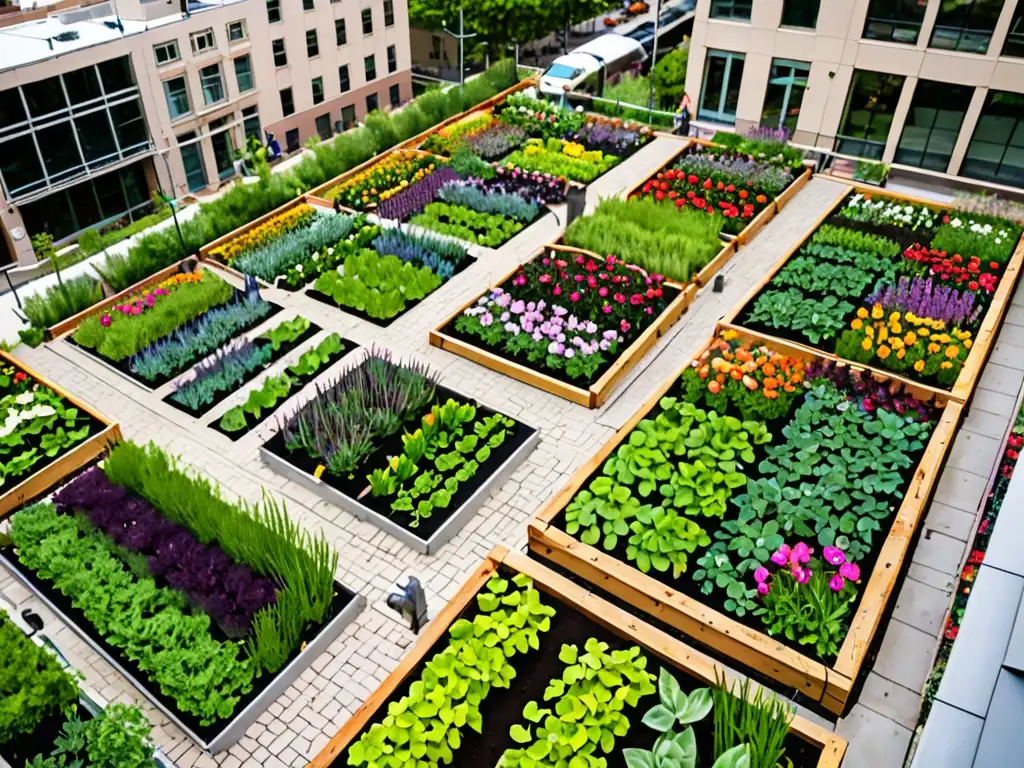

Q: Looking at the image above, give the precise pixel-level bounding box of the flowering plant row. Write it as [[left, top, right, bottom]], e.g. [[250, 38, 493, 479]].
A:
[[421, 110, 496, 155], [208, 205, 315, 265], [324, 152, 442, 211], [503, 137, 619, 184], [557, 331, 936, 661]]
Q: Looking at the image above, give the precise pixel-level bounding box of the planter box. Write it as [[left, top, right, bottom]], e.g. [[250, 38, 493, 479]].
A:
[[46, 257, 198, 340], [430, 243, 696, 408], [721, 183, 1024, 405], [527, 328, 961, 716], [0, 350, 120, 520], [260, 378, 539, 554], [305, 149, 447, 212], [308, 546, 847, 768], [0, 543, 365, 754]]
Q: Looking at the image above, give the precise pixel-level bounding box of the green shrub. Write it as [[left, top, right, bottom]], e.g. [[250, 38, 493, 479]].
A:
[[22, 275, 103, 330], [652, 44, 688, 109]]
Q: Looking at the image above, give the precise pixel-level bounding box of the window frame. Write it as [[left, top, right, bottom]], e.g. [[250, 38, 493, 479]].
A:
[[384, 0, 394, 26], [189, 28, 216, 56], [273, 38, 288, 67], [780, 0, 819, 28], [154, 40, 180, 66], [366, 92, 378, 113], [389, 83, 400, 107], [835, 69, 907, 160], [760, 57, 809, 131], [336, 18, 347, 45], [364, 54, 376, 82], [312, 76, 325, 105], [162, 76, 191, 120], [303, 0, 314, 9], [315, 112, 332, 140], [894, 79, 974, 172], [862, 0, 929, 44], [697, 49, 745, 124], [226, 20, 248, 43], [709, 0, 751, 21], [199, 63, 226, 106], [339, 64, 351, 92], [1004, 4, 1024, 57], [307, 29, 320, 58], [267, 0, 282, 24], [234, 54, 255, 94], [280, 87, 295, 117], [961, 89, 1024, 186], [387, 44, 397, 73], [929, 0, 1005, 54], [362, 7, 373, 34]]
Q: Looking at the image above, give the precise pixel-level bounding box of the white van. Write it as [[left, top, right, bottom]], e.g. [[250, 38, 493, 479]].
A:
[[539, 34, 648, 97]]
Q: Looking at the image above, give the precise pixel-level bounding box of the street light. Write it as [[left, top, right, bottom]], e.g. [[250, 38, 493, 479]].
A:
[[647, 0, 663, 118], [442, 9, 478, 89]]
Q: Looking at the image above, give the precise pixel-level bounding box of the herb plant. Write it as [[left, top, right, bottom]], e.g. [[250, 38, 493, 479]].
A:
[[315, 251, 442, 320], [27, 703, 156, 768], [710, 672, 792, 768]]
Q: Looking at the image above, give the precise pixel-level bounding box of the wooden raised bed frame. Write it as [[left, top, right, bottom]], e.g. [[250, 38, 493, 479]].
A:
[[0, 350, 121, 519], [429, 243, 696, 408], [309, 546, 848, 768], [719, 181, 1024, 406], [528, 327, 961, 716]]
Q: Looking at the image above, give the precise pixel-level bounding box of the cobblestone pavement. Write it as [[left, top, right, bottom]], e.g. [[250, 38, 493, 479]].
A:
[[2, 142, 1019, 768]]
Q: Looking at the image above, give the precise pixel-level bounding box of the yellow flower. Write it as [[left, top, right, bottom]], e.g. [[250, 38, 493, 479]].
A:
[[889, 312, 900, 325], [890, 338, 904, 350], [851, 319, 864, 330], [722, 329, 738, 341], [927, 343, 941, 354], [904, 332, 917, 345], [940, 361, 953, 370], [891, 322, 902, 335], [945, 345, 960, 358], [896, 348, 906, 359], [871, 304, 884, 319], [914, 360, 926, 372], [878, 326, 888, 342], [865, 325, 874, 338], [861, 338, 873, 351], [857, 307, 869, 319], [878, 345, 891, 359], [964, 339, 973, 349], [935, 333, 951, 344], [919, 328, 930, 337]]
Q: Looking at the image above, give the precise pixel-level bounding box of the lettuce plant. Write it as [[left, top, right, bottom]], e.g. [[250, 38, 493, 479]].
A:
[[347, 574, 555, 767], [315, 251, 442, 320], [411, 202, 524, 248], [747, 289, 853, 345]]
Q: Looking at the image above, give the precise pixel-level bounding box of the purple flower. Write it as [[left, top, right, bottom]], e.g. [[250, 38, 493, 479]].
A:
[[757, 582, 770, 596], [480, 312, 494, 327], [839, 562, 861, 581], [822, 546, 846, 566], [754, 566, 770, 583], [829, 574, 846, 592], [793, 567, 812, 585], [770, 544, 790, 566]]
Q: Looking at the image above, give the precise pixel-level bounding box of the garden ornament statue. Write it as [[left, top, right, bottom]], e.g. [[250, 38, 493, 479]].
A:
[[387, 576, 428, 633]]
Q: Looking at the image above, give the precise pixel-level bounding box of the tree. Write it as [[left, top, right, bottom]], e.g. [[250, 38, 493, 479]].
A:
[[652, 43, 688, 110]]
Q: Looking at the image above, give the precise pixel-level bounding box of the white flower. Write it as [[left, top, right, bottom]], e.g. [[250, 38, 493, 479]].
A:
[[14, 392, 34, 405], [295, 264, 303, 273], [575, 105, 583, 113], [328, 247, 334, 256]]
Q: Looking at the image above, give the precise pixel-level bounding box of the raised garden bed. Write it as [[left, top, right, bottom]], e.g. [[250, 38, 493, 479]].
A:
[[723, 184, 1024, 403], [528, 328, 960, 715], [0, 351, 120, 519], [65, 267, 282, 390], [260, 348, 538, 554], [308, 547, 847, 768], [627, 139, 812, 246], [164, 315, 321, 419], [430, 244, 694, 408], [210, 332, 357, 440], [306, 149, 446, 212], [0, 441, 364, 753]]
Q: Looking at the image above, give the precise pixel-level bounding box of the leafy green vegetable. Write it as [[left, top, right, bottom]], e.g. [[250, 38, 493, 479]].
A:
[[747, 289, 853, 344]]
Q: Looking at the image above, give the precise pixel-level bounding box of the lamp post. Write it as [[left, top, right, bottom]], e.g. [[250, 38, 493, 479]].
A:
[[646, 0, 663, 118], [157, 151, 189, 261], [443, 9, 477, 89]]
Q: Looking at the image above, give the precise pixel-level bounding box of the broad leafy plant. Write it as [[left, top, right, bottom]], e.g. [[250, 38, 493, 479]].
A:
[[747, 289, 853, 345], [27, 703, 156, 768]]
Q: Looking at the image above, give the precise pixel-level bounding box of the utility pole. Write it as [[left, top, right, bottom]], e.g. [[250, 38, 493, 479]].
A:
[[443, 9, 477, 89], [157, 151, 189, 260], [647, 0, 663, 118]]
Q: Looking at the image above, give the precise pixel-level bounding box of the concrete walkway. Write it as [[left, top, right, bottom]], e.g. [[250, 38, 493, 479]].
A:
[[0, 143, 1013, 768]]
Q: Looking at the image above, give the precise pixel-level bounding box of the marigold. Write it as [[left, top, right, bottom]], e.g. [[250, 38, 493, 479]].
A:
[[877, 345, 891, 359], [871, 304, 884, 320], [861, 338, 873, 351], [928, 343, 941, 354], [964, 339, 973, 349], [904, 332, 917, 345], [857, 307, 869, 319], [891, 322, 902, 335], [941, 361, 953, 370], [851, 319, 864, 330], [878, 326, 889, 342], [919, 328, 930, 337], [896, 348, 906, 359], [890, 337, 904, 350], [889, 312, 900, 325], [945, 345, 960, 358], [914, 360, 926, 372]]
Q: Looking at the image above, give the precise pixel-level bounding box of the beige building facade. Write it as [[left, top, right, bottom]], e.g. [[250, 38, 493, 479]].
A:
[[0, 0, 411, 263], [686, 0, 1024, 189]]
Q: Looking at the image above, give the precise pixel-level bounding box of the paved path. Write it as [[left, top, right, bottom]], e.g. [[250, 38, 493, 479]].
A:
[[1, 143, 1016, 768]]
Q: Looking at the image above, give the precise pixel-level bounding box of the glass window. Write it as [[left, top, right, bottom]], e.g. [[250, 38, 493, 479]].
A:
[[389, 83, 400, 107], [895, 80, 974, 171], [781, 0, 818, 28], [74, 110, 117, 169], [25, 77, 65, 118], [709, 0, 751, 21], [315, 113, 332, 140], [339, 64, 351, 92], [110, 100, 147, 149], [930, 0, 1005, 53], [962, 90, 1024, 187], [431, 35, 442, 59], [362, 7, 373, 33], [365, 54, 376, 81], [234, 55, 255, 93], [200, 64, 225, 105], [0, 135, 44, 195], [154, 41, 180, 65], [273, 39, 287, 67], [384, 0, 394, 26], [209, 116, 235, 179], [336, 18, 347, 45], [1005, 5, 1024, 56], [98, 57, 134, 93], [62, 68, 102, 107], [312, 76, 324, 104], [303, 0, 314, 9], [286, 128, 300, 151], [190, 28, 216, 55], [863, 0, 928, 44], [698, 50, 744, 124], [227, 21, 247, 42], [178, 132, 208, 191], [267, 0, 281, 23], [37, 122, 80, 180], [307, 29, 319, 57], [367, 92, 378, 112], [760, 58, 809, 131], [387, 45, 397, 73], [280, 87, 294, 117], [341, 104, 356, 129], [163, 76, 191, 119], [242, 105, 261, 141], [836, 70, 906, 159]]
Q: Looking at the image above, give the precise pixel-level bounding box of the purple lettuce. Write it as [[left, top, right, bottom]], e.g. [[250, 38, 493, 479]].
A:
[[806, 360, 936, 422], [868, 276, 980, 327], [54, 467, 277, 634], [377, 167, 461, 222]]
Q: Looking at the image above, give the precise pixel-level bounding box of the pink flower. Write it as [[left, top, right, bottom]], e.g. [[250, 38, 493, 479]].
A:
[[793, 567, 811, 585], [754, 567, 770, 584], [829, 574, 846, 592], [513, 274, 527, 286], [839, 562, 861, 581], [510, 300, 525, 314], [757, 582, 770, 596], [770, 544, 791, 566], [602, 305, 612, 314], [613, 292, 626, 304], [822, 546, 846, 566], [569, 291, 581, 302], [619, 320, 631, 333], [789, 542, 812, 566], [99, 314, 112, 327], [598, 287, 609, 297], [129, 304, 142, 316], [539, 274, 552, 284], [553, 285, 562, 296]]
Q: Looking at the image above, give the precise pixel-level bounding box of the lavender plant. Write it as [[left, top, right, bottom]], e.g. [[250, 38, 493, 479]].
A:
[[281, 347, 438, 475], [868, 276, 981, 327], [232, 213, 357, 282], [436, 181, 540, 222], [130, 294, 274, 382], [170, 340, 274, 412], [566, 121, 646, 156], [376, 167, 461, 221], [372, 228, 468, 280], [464, 123, 527, 160]]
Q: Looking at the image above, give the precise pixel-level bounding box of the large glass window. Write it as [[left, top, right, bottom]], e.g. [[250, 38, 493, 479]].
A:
[[315, 113, 332, 140], [1002, 4, 1024, 56], [895, 80, 973, 171], [709, 0, 751, 20], [387, 45, 397, 73], [339, 65, 351, 92], [761, 59, 808, 131], [303, 0, 314, 9], [836, 70, 905, 159], [286, 128, 300, 151], [781, 0, 818, 27], [390, 84, 400, 107], [312, 77, 324, 105], [962, 90, 1024, 187], [863, 0, 927, 44], [336, 18, 347, 45], [163, 76, 191, 119], [227, 21, 247, 42], [365, 54, 376, 82], [307, 29, 319, 57], [0, 55, 150, 200], [698, 50, 744, 124], [199, 64, 225, 106], [930, 0, 1005, 53], [267, 0, 281, 23], [234, 56, 255, 93], [190, 28, 215, 55], [273, 39, 287, 67], [209, 116, 235, 180], [366, 93, 378, 112], [280, 87, 294, 117], [362, 7, 373, 33], [341, 104, 356, 129]]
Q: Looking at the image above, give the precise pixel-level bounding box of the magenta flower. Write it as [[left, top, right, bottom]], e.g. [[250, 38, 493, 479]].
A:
[[619, 320, 631, 333], [129, 304, 142, 316], [513, 274, 527, 286], [99, 314, 112, 327], [793, 567, 812, 585], [569, 291, 581, 302], [822, 546, 846, 566], [839, 562, 861, 581], [789, 542, 812, 566], [829, 574, 846, 592], [770, 544, 791, 566], [754, 566, 770, 584], [602, 305, 612, 314], [757, 582, 770, 596]]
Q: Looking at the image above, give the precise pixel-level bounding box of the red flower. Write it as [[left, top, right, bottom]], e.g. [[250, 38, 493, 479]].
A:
[[655, 191, 665, 201], [675, 199, 685, 208], [693, 198, 707, 209], [538, 273, 552, 284], [613, 292, 626, 303], [738, 189, 748, 199], [569, 291, 581, 302], [13, 372, 26, 382], [629, 294, 643, 305], [686, 190, 696, 199], [968, 280, 979, 291], [687, 174, 698, 184], [702, 178, 713, 190]]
